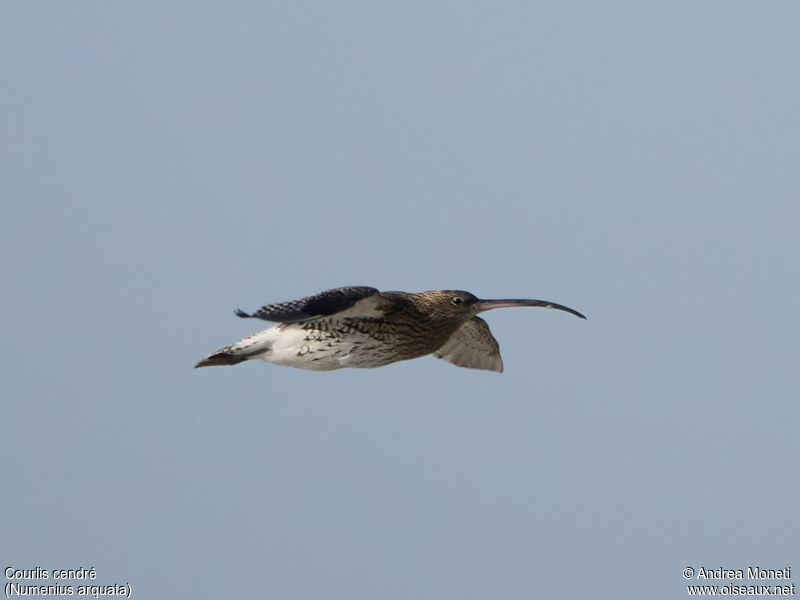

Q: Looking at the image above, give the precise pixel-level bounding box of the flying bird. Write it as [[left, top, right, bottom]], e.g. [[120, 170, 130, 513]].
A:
[[194, 286, 586, 373]]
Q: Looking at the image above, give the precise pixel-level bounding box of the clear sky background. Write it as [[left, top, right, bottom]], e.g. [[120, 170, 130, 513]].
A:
[[2, 2, 798, 599]]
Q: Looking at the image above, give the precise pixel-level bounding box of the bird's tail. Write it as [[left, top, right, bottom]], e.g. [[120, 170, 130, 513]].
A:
[[194, 327, 278, 368], [194, 351, 249, 368]]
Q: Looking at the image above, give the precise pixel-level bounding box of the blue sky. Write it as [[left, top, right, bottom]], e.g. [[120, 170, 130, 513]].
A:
[[2, 3, 798, 598]]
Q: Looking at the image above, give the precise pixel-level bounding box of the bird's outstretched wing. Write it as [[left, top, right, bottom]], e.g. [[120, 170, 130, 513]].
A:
[[434, 317, 503, 373], [235, 286, 381, 323]]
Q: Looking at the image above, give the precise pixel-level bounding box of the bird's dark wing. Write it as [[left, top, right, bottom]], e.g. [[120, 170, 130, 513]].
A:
[[235, 286, 380, 323], [434, 317, 503, 373]]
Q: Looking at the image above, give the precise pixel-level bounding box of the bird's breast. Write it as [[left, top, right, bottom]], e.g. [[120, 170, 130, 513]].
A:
[[264, 316, 457, 370]]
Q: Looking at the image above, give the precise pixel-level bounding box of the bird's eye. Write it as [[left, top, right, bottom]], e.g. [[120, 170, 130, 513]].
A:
[[451, 296, 464, 305]]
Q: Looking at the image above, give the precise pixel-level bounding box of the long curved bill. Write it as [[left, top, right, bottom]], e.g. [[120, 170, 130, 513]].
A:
[[477, 298, 586, 319]]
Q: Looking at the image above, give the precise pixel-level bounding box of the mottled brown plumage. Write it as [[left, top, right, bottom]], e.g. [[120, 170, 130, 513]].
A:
[[195, 286, 585, 372]]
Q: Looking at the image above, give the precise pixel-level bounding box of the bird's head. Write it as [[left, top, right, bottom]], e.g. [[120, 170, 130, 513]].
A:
[[414, 290, 587, 322], [413, 290, 482, 320]]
